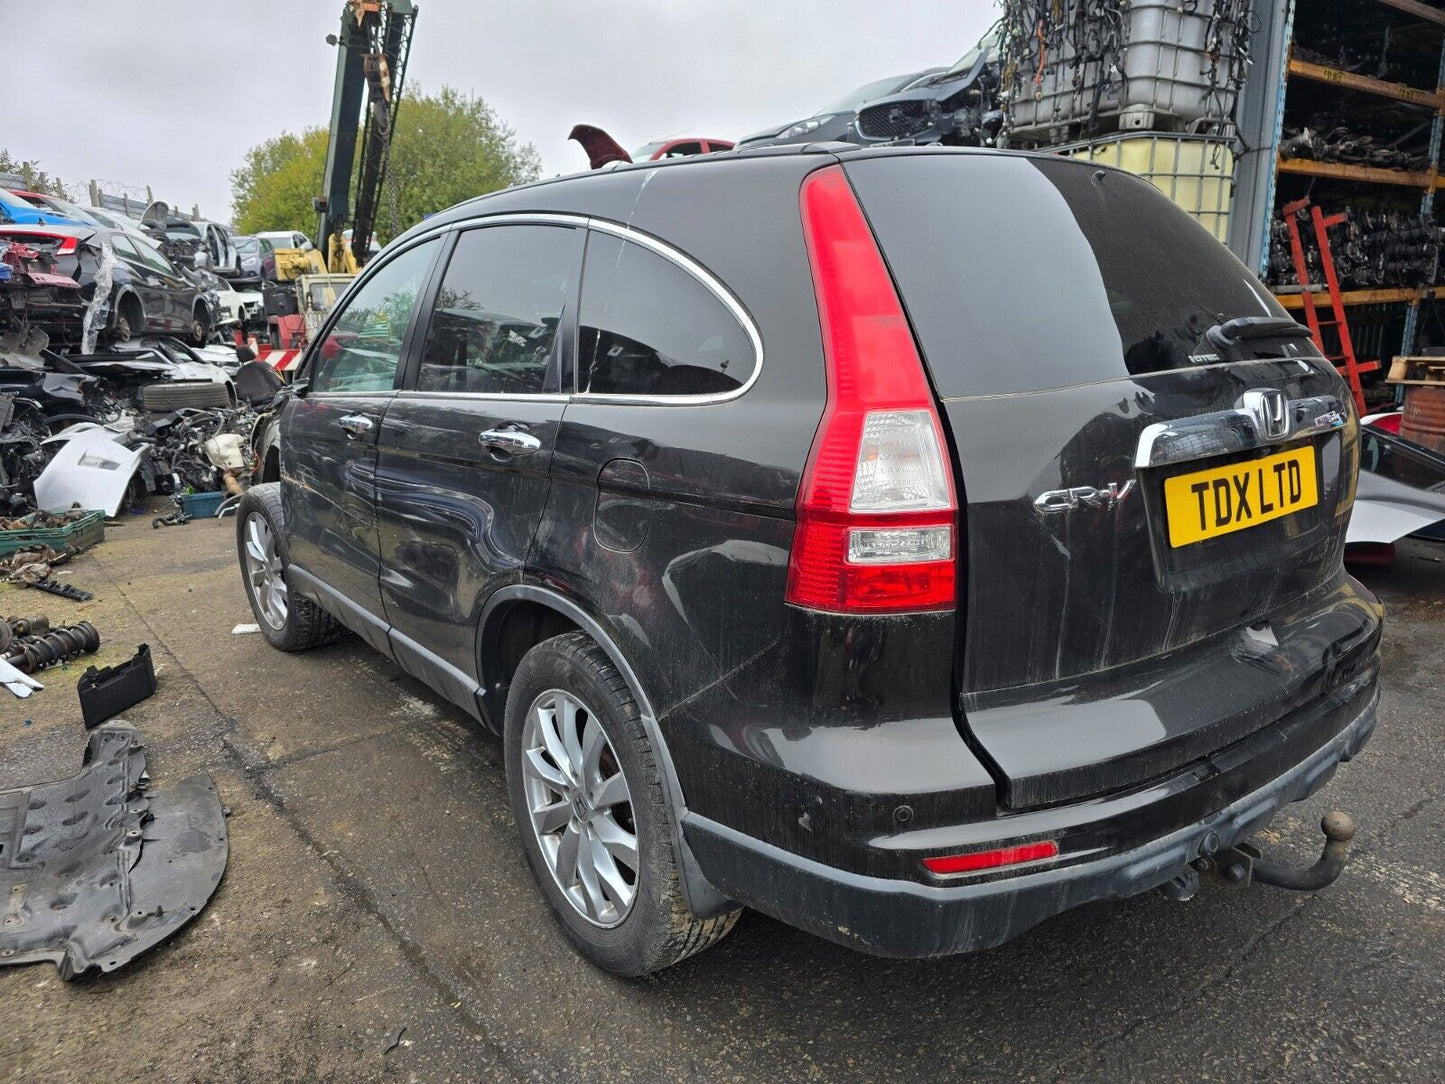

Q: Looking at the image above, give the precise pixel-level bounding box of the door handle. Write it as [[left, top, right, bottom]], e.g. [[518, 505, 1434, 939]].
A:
[[337, 414, 374, 437], [479, 427, 542, 456]]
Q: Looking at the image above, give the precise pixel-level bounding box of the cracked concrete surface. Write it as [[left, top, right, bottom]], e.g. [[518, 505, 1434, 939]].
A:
[[0, 519, 1441, 1083]]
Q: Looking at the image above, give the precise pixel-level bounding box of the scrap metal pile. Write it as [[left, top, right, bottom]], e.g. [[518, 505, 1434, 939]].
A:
[[1268, 207, 1444, 289], [1, 332, 260, 524]]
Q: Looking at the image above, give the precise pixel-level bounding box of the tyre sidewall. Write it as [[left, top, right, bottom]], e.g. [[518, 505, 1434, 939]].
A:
[[504, 636, 675, 976]]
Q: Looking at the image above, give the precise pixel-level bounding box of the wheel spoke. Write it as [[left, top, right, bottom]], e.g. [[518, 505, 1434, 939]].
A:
[[535, 705, 574, 785], [524, 746, 568, 792], [580, 717, 606, 788], [555, 822, 580, 887], [589, 833, 634, 910], [594, 814, 638, 871], [575, 829, 609, 920], [561, 696, 584, 776], [245, 537, 267, 564], [591, 771, 629, 810], [531, 798, 570, 835]]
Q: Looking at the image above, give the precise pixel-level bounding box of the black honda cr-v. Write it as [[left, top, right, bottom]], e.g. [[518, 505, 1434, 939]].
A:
[[237, 144, 1382, 975]]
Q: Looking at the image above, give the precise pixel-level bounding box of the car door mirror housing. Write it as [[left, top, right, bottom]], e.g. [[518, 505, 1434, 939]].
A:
[[193, 251, 212, 271]]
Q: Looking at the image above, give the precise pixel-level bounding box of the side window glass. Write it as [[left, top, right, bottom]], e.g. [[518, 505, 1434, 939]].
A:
[[416, 224, 580, 395], [310, 239, 436, 394], [110, 235, 139, 262], [578, 232, 754, 397]]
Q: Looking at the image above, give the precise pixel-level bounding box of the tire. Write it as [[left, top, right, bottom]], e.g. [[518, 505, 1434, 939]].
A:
[[112, 311, 133, 343], [504, 632, 739, 976], [235, 483, 340, 652]]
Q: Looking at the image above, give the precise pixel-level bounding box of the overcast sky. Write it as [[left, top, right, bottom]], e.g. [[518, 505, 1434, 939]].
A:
[[7, 0, 997, 225]]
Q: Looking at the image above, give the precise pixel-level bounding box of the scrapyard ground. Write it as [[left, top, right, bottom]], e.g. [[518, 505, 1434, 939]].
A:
[[1, 518, 1442, 1084]]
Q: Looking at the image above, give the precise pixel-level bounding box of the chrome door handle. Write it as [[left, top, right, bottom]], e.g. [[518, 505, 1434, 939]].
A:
[[337, 414, 374, 437], [479, 427, 542, 456]]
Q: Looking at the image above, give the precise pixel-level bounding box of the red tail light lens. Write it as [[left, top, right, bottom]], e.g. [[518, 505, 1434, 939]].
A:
[[922, 841, 1059, 876], [786, 165, 957, 614]]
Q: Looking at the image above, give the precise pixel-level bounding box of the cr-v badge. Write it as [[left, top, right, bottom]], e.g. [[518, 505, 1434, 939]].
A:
[[1034, 481, 1137, 513]]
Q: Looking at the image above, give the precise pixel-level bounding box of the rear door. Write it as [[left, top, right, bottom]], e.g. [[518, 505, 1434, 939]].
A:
[[846, 153, 1363, 809], [110, 235, 169, 329], [280, 237, 439, 646], [375, 221, 583, 680]]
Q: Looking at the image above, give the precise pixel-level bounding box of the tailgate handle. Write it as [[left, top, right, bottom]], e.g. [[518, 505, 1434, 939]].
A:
[[1135, 393, 1347, 469]]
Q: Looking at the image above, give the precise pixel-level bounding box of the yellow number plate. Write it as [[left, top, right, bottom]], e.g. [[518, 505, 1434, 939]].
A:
[[1162, 445, 1318, 548]]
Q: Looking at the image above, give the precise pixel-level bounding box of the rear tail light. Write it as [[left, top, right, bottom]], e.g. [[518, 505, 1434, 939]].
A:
[[921, 841, 1059, 876], [0, 232, 76, 256], [786, 165, 957, 614]]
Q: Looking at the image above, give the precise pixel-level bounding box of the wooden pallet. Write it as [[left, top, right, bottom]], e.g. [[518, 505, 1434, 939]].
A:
[[1387, 356, 1445, 385]]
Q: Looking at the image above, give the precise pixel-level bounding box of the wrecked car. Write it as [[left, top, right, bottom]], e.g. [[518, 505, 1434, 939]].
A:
[[0, 223, 209, 344], [236, 144, 1381, 977], [848, 28, 1003, 147], [736, 68, 946, 148]]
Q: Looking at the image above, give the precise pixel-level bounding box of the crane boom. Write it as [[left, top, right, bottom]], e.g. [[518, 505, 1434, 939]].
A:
[[315, 0, 417, 273]]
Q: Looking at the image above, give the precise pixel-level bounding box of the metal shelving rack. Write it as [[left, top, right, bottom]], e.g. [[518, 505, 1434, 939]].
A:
[[1260, 0, 1445, 358]]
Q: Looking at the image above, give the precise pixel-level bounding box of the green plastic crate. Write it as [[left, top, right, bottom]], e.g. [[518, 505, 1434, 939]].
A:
[[0, 510, 106, 559]]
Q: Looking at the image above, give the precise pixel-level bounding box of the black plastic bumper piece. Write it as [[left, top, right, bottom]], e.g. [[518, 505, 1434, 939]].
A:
[[78, 644, 157, 729], [682, 689, 1378, 959]]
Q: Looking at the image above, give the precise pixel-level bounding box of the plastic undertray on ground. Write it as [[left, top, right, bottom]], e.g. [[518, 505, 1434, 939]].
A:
[[0, 510, 106, 558], [179, 491, 227, 518]]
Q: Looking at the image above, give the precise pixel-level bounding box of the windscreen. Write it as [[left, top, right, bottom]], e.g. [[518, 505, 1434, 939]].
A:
[[845, 153, 1296, 398]]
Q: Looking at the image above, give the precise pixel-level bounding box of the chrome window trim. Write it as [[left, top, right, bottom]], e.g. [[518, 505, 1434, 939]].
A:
[[574, 218, 763, 406], [311, 211, 763, 406], [1134, 393, 1348, 470]]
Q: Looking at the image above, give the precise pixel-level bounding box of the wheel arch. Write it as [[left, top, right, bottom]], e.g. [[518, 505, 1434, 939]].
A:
[[113, 286, 143, 329], [477, 583, 732, 920]]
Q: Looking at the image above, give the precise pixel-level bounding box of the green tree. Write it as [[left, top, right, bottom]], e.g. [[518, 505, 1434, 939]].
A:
[[230, 86, 540, 243], [0, 149, 65, 195]]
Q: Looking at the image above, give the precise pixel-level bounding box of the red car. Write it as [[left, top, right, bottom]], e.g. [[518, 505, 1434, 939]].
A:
[[569, 125, 733, 170]]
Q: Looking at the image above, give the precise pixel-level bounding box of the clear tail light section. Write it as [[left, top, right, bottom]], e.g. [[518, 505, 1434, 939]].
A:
[[786, 165, 957, 614]]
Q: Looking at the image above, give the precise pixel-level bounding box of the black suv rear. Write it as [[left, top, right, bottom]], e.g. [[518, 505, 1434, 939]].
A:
[[237, 145, 1382, 975]]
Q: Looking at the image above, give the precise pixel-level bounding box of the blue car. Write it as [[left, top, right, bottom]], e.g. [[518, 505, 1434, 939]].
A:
[[0, 188, 86, 227]]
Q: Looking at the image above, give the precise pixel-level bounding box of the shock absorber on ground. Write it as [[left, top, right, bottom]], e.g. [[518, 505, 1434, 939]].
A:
[[2, 621, 101, 674]]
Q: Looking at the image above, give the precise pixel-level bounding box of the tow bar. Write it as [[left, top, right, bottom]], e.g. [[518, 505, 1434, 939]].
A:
[[1216, 811, 1358, 891]]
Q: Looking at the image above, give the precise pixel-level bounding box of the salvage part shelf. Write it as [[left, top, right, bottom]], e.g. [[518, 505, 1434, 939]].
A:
[[1275, 157, 1440, 187], [1286, 57, 1444, 109], [1374, 0, 1445, 29], [1275, 287, 1429, 310]]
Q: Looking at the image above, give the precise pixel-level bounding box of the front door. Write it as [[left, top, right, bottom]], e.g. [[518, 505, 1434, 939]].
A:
[[376, 222, 583, 684], [280, 237, 439, 648]]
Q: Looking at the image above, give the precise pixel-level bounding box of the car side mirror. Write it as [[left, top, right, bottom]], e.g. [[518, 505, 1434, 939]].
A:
[[193, 250, 212, 270]]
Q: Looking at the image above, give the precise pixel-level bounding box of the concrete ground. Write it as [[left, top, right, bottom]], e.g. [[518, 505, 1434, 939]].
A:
[[0, 517, 1441, 1084]]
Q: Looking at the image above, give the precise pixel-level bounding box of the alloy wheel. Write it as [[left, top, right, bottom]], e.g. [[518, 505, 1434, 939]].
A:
[[243, 513, 288, 630], [521, 689, 639, 927]]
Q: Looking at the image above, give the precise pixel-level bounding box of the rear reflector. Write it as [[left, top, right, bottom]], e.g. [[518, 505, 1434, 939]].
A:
[[786, 165, 957, 614], [921, 841, 1059, 876]]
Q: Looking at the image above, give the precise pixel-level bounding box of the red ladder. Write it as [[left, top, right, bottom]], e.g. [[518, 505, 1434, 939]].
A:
[[1281, 196, 1379, 414]]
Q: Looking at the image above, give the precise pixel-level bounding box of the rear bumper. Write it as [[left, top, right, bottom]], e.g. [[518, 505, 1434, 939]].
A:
[[682, 678, 1378, 958]]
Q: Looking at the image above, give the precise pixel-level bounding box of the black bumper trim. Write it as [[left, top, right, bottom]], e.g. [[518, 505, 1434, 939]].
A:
[[682, 688, 1378, 958]]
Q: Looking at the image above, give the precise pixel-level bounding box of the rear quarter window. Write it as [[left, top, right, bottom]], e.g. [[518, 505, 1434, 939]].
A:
[[845, 153, 1291, 397], [577, 231, 757, 398]]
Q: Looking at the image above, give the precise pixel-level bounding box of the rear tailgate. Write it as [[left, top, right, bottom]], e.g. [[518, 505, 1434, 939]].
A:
[[846, 152, 1373, 808]]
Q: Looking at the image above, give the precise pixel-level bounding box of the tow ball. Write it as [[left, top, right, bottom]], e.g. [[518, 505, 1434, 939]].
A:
[[1215, 811, 1358, 891]]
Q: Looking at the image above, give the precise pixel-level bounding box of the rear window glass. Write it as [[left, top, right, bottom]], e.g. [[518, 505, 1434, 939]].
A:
[[845, 154, 1293, 398], [417, 224, 580, 395], [577, 232, 755, 397]]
